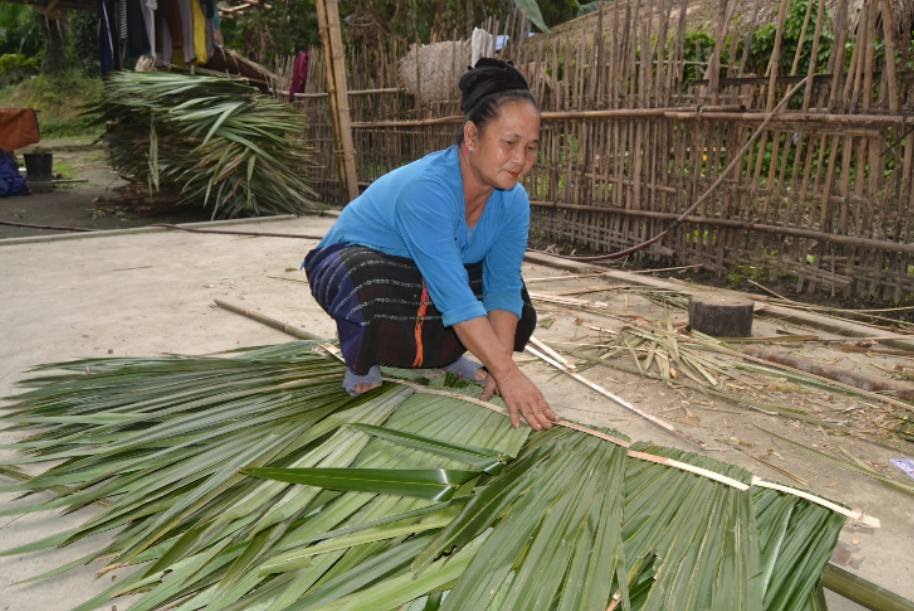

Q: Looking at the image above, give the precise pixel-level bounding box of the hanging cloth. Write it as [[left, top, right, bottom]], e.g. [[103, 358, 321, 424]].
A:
[[288, 51, 310, 102], [126, 0, 150, 57], [0, 109, 40, 151], [177, 0, 195, 63], [190, 0, 208, 64], [204, 15, 215, 58], [142, 0, 157, 57], [156, 0, 182, 63], [157, 12, 173, 63], [0, 151, 28, 197], [97, 0, 120, 74]]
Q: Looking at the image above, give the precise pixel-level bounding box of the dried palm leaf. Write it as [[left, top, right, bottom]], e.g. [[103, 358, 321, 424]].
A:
[[87, 72, 321, 219]]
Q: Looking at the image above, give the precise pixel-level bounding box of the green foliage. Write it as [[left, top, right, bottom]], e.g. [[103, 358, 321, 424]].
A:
[[339, 0, 508, 48], [726, 263, 765, 289], [91, 71, 321, 218], [0, 341, 848, 610], [0, 4, 42, 56], [745, 0, 833, 76], [0, 52, 38, 86], [65, 11, 101, 75], [682, 30, 716, 86], [536, 0, 579, 28], [514, 0, 551, 32], [0, 69, 102, 138], [221, 0, 320, 65]]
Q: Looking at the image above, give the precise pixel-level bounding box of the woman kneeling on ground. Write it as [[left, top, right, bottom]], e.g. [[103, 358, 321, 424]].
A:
[[304, 58, 557, 431]]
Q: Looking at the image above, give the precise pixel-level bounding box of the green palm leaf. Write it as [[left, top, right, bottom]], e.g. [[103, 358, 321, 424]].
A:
[[88, 72, 321, 219], [1, 341, 851, 610]]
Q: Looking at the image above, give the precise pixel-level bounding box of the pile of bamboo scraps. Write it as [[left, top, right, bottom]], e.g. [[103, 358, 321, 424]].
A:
[[592, 316, 733, 388]]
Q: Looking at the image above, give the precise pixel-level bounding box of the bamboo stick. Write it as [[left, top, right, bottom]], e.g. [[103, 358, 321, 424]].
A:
[[315, 0, 359, 202], [524, 344, 678, 433], [741, 346, 914, 399], [527, 200, 914, 255], [751, 479, 879, 527], [351, 109, 914, 130], [821, 563, 914, 611], [529, 335, 576, 370], [213, 299, 322, 340]]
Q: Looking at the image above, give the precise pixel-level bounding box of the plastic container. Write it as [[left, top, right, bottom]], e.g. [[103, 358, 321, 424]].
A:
[[23, 152, 53, 182]]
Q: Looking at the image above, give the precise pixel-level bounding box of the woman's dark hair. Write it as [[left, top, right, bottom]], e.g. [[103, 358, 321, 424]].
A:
[[455, 58, 539, 145]]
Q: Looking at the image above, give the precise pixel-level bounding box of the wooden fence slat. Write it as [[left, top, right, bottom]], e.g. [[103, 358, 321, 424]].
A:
[[292, 1, 914, 303]]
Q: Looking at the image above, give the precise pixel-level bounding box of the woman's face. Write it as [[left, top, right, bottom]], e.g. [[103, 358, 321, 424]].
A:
[[466, 99, 540, 191]]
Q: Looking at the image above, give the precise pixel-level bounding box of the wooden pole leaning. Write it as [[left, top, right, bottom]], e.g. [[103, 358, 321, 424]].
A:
[[315, 0, 359, 202]]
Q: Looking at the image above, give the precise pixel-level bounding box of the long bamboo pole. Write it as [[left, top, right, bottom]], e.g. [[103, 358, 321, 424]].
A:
[[527, 200, 914, 255], [315, 0, 359, 202], [822, 564, 914, 611], [351, 109, 914, 129]]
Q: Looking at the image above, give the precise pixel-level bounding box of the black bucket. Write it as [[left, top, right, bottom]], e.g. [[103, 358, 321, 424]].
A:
[[23, 152, 53, 182]]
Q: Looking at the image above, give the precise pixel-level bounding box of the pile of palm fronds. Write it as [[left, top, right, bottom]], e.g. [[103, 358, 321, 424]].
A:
[[1, 342, 851, 609], [90, 72, 321, 219]]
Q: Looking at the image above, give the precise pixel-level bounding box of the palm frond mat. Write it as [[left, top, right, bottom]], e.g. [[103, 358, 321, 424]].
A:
[[1, 341, 856, 610]]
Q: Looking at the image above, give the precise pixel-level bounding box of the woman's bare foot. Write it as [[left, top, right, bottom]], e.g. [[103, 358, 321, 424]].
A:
[[442, 356, 486, 383], [353, 381, 383, 394], [343, 365, 382, 396]]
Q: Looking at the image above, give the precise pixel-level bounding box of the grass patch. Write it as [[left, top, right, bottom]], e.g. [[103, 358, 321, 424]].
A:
[[52, 160, 79, 182], [0, 70, 102, 139]]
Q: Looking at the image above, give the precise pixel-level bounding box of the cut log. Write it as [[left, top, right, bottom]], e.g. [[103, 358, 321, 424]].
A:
[[688, 294, 754, 337], [743, 347, 914, 401]]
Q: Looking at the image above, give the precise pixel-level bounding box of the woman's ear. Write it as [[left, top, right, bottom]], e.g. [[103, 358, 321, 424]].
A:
[[463, 121, 478, 152]]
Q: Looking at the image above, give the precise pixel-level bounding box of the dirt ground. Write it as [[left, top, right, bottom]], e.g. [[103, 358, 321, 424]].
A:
[[1, 215, 912, 610], [0, 137, 212, 240]]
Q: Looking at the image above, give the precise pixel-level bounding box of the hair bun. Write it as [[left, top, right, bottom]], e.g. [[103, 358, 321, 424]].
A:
[[458, 58, 530, 114]]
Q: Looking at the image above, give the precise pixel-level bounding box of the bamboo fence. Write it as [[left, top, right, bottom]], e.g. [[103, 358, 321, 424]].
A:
[[292, 0, 914, 303]]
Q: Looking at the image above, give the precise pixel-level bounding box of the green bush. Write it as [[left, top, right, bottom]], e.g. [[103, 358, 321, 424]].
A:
[[0, 52, 38, 86], [0, 69, 102, 138]]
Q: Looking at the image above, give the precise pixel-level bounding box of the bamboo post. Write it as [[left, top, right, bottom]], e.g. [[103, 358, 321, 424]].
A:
[[821, 564, 914, 611], [315, 0, 359, 202]]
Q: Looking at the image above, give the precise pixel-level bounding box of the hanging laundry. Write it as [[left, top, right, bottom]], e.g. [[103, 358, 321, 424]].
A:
[[97, 0, 120, 74], [211, 9, 223, 47], [288, 51, 310, 102], [0, 109, 40, 151], [126, 0, 150, 57], [142, 0, 157, 58], [157, 13, 173, 63], [190, 0, 208, 64], [204, 14, 214, 58], [177, 0, 195, 63], [156, 0, 182, 63]]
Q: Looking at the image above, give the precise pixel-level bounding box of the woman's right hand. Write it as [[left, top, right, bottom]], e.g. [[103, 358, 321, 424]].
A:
[[484, 368, 558, 431]]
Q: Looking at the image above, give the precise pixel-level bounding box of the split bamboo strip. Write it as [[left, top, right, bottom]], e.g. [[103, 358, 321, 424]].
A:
[[351, 109, 914, 130], [529, 335, 576, 369], [524, 344, 678, 433], [751, 478, 880, 528], [528, 200, 914, 255]]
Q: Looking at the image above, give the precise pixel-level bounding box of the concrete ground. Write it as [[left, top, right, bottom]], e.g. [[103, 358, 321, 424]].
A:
[[1, 215, 910, 610]]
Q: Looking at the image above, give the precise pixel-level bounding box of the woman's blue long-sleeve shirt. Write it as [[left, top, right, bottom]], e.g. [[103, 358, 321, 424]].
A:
[[317, 145, 530, 327]]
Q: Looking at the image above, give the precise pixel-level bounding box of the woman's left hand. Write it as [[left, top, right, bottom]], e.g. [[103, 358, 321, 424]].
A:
[[480, 372, 499, 401]]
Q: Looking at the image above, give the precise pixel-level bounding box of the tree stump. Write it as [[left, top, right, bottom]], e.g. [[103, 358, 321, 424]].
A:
[[688, 294, 754, 337]]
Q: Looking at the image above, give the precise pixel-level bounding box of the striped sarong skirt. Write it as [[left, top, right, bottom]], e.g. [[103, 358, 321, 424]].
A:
[[304, 244, 536, 375]]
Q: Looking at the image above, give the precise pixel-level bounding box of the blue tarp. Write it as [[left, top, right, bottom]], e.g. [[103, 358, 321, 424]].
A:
[[0, 151, 28, 197]]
